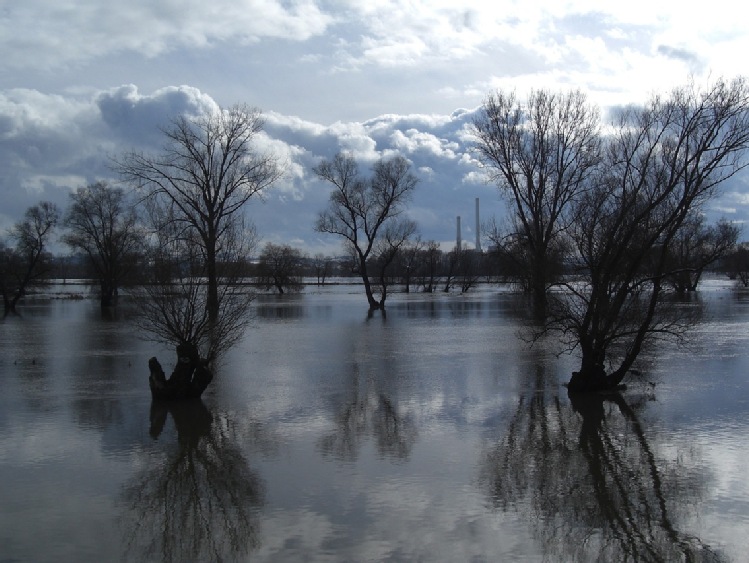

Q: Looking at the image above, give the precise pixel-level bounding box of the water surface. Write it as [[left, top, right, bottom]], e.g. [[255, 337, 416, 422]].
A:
[[1, 284, 748, 561]]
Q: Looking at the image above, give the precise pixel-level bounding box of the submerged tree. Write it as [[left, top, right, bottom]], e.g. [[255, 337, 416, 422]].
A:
[[116, 104, 281, 322], [116, 105, 280, 398], [312, 253, 333, 285], [415, 240, 441, 293], [63, 181, 143, 307], [473, 89, 601, 312], [314, 152, 418, 310], [442, 246, 482, 294], [485, 216, 570, 293], [136, 214, 257, 399], [257, 242, 304, 294], [368, 218, 418, 305], [393, 236, 423, 293], [662, 215, 739, 293], [725, 242, 749, 286], [0, 201, 60, 313], [551, 78, 749, 392]]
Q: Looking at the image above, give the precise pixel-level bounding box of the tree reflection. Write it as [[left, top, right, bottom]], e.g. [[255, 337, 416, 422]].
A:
[[317, 364, 417, 461], [479, 377, 727, 562], [120, 400, 264, 562]]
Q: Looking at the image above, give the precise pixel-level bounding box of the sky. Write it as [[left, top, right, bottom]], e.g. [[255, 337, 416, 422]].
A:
[[3, 0, 749, 255]]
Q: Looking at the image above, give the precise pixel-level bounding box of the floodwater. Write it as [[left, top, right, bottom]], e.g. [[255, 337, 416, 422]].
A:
[[1, 282, 749, 562]]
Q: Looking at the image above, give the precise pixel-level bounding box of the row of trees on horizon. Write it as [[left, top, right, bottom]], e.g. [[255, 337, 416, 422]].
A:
[[3, 188, 744, 308], [3, 77, 749, 394]]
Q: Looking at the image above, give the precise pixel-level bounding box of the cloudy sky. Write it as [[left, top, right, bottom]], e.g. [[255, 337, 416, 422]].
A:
[[3, 0, 749, 254]]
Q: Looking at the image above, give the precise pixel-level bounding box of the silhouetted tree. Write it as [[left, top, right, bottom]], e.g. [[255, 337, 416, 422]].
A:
[[442, 245, 481, 293], [312, 253, 332, 285], [394, 236, 423, 293], [725, 242, 749, 286], [116, 105, 278, 396], [415, 240, 440, 293], [134, 214, 256, 389], [314, 152, 418, 310], [257, 242, 304, 294], [473, 89, 601, 312], [455, 247, 483, 293], [62, 181, 143, 307], [662, 215, 739, 292], [115, 104, 281, 322], [369, 218, 418, 304], [0, 201, 59, 313], [486, 216, 569, 293], [550, 78, 749, 392]]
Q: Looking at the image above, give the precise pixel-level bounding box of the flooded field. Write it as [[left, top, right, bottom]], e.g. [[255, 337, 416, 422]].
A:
[[2, 282, 749, 561]]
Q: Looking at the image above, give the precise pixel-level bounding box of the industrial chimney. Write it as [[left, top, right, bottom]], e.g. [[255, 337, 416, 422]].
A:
[[456, 216, 462, 250]]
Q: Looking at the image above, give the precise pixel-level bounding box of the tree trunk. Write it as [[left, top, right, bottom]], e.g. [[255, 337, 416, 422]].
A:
[[530, 261, 547, 318], [567, 363, 627, 393], [206, 233, 219, 322], [567, 343, 626, 393], [148, 342, 213, 400], [378, 272, 388, 308], [100, 279, 117, 307], [358, 256, 381, 310], [10, 291, 23, 313]]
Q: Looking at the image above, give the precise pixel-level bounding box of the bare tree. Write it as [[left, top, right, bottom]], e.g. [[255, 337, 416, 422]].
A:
[[457, 248, 483, 293], [312, 253, 332, 285], [473, 89, 601, 312], [415, 240, 441, 293], [662, 215, 739, 292], [63, 181, 143, 307], [486, 216, 569, 293], [442, 248, 458, 293], [314, 152, 418, 310], [395, 236, 423, 293], [135, 214, 257, 381], [725, 242, 749, 286], [115, 105, 279, 397], [0, 201, 60, 313], [257, 242, 304, 294], [550, 77, 749, 392], [115, 104, 281, 321], [369, 218, 418, 305]]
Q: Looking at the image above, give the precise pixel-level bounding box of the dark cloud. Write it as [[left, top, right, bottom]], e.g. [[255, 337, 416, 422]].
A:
[[96, 85, 219, 148], [2, 80, 744, 254], [259, 105, 496, 251], [656, 45, 700, 64], [0, 84, 498, 251]]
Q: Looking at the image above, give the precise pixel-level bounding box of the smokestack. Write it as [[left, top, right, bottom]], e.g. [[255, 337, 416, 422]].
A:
[[456, 216, 462, 250], [475, 198, 481, 252]]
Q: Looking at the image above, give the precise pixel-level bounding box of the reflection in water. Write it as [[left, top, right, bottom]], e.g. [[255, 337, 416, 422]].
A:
[[318, 363, 417, 462], [479, 374, 727, 562], [255, 303, 306, 320], [120, 401, 265, 562]]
